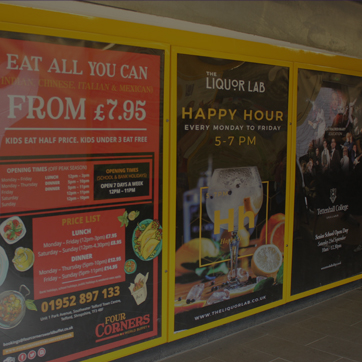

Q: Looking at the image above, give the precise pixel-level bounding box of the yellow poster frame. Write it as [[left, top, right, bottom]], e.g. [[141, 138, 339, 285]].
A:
[[2, 0, 362, 357], [168, 46, 295, 341], [0, 5, 170, 362]]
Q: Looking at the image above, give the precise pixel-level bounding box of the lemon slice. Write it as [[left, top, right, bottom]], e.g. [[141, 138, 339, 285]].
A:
[[251, 244, 282, 277], [237, 228, 250, 247], [244, 194, 263, 215], [229, 283, 256, 298], [128, 211, 139, 221], [270, 221, 285, 254]]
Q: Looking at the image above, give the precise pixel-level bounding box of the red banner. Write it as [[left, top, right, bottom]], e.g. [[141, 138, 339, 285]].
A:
[[0, 38, 160, 156]]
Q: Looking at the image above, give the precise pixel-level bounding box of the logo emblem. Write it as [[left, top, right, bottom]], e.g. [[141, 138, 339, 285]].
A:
[[330, 188, 337, 203]]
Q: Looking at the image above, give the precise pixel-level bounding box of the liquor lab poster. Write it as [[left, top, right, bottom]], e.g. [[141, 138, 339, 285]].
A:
[[0, 32, 164, 361], [292, 68, 362, 295], [174, 53, 289, 331]]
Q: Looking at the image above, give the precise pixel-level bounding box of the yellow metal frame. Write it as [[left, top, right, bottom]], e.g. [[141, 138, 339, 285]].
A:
[[0, 4, 170, 361], [1, 0, 362, 355]]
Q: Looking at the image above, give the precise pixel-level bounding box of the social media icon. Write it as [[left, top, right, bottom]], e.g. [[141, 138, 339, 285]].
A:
[[17, 353, 26, 362], [37, 348, 46, 358], [27, 351, 36, 360]]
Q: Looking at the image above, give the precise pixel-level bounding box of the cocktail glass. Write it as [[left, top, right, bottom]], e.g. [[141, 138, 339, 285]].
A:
[[206, 166, 263, 287]]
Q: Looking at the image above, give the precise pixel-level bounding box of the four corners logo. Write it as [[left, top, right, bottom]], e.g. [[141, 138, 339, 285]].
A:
[[330, 188, 337, 203]]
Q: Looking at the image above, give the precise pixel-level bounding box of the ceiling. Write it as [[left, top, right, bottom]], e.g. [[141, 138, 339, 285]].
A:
[[84, 1, 362, 59]]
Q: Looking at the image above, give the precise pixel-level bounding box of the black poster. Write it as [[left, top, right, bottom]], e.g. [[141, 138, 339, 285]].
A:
[[292, 68, 362, 295], [174, 53, 289, 331]]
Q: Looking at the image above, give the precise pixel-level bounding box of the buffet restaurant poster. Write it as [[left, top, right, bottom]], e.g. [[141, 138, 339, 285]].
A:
[[174, 53, 289, 331], [0, 32, 164, 361], [292, 68, 362, 295]]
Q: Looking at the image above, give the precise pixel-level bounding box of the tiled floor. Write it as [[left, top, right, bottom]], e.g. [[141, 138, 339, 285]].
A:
[[160, 288, 362, 362]]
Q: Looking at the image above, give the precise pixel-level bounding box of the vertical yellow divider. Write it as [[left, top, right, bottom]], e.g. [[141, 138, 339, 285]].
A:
[[162, 44, 171, 344], [284, 64, 298, 302], [167, 47, 179, 340]]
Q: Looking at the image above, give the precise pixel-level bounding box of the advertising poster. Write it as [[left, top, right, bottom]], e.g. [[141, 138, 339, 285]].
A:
[[174, 53, 289, 332], [0, 32, 165, 361], [292, 68, 362, 295]]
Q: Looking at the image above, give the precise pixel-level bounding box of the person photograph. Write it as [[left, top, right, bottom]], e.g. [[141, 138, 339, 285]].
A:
[[321, 139, 330, 172]]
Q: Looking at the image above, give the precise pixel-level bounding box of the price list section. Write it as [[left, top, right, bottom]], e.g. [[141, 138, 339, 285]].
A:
[[0, 157, 152, 214], [33, 209, 125, 299]]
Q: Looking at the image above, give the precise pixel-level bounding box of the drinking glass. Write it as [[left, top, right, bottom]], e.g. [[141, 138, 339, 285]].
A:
[[206, 166, 263, 287]]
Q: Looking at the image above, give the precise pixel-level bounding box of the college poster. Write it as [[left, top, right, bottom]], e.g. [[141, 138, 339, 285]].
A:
[[174, 53, 289, 332], [292, 68, 362, 295], [0, 32, 164, 361]]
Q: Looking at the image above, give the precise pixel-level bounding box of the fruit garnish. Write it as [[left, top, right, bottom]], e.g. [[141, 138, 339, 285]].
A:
[[244, 194, 263, 216], [259, 213, 285, 252], [269, 221, 285, 254], [128, 211, 140, 221], [251, 244, 282, 278]]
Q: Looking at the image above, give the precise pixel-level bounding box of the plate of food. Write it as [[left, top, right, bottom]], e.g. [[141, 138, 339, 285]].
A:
[[132, 219, 162, 261], [0, 286, 30, 329], [0, 247, 9, 286], [12, 247, 34, 272], [129, 272, 149, 305], [124, 259, 137, 274], [0, 217, 26, 244]]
